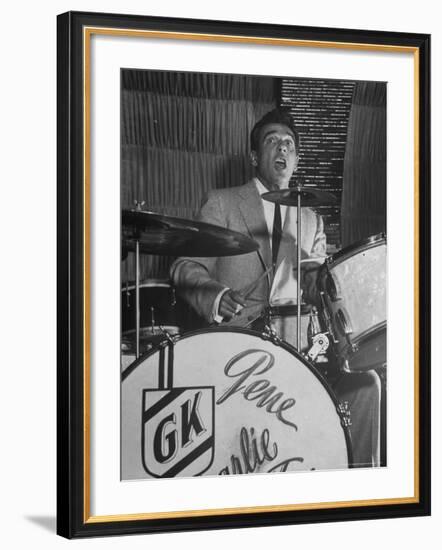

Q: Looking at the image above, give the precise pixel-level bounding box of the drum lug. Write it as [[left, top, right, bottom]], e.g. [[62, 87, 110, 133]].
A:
[[159, 326, 179, 346], [337, 401, 352, 427], [262, 324, 282, 346]]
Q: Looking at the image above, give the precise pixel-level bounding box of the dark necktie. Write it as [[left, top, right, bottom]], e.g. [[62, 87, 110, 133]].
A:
[[272, 203, 282, 269]]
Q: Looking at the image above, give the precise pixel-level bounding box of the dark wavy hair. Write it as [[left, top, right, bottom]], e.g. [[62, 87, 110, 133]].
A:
[[250, 108, 300, 153]]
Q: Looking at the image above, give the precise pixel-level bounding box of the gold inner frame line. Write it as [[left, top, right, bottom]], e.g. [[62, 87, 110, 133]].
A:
[[82, 26, 421, 524], [85, 26, 418, 53]]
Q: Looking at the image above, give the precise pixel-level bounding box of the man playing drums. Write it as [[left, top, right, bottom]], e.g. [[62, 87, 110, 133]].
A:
[[171, 108, 381, 468]]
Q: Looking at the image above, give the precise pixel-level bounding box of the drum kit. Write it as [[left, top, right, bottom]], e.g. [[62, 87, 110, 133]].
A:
[[121, 187, 386, 480]]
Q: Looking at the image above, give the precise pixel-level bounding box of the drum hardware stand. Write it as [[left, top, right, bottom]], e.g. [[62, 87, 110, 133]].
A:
[[305, 306, 329, 363], [135, 233, 140, 359], [296, 188, 302, 352], [150, 306, 156, 335], [337, 401, 352, 427], [306, 333, 329, 363], [319, 291, 359, 372], [319, 291, 339, 345], [125, 280, 130, 307], [133, 200, 146, 359], [171, 287, 177, 307]]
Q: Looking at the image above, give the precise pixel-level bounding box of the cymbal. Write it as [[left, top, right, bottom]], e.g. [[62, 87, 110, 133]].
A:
[[122, 209, 259, 257], [261, 186, 338, 207]]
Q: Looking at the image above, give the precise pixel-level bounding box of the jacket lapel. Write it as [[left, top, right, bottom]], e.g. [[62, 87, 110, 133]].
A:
[[237, 181, 272, 273]]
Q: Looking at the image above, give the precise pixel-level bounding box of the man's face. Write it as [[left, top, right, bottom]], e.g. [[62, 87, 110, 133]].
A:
[[252, 123, 299, 190]]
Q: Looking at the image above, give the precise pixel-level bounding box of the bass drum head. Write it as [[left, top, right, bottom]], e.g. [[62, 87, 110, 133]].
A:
[[122, 329, 351, 480]]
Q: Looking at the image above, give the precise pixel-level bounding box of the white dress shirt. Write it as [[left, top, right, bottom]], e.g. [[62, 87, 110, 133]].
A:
[[254, 177, 299, 306], [212, 178, 301, 322]]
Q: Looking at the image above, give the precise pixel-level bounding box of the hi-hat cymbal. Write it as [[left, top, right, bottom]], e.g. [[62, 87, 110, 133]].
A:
[[122, 209, 259, 257], [262, 186, 338, 207]]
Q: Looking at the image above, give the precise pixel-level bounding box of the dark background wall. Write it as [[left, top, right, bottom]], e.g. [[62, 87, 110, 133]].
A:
[[121, 70, 277, 281]]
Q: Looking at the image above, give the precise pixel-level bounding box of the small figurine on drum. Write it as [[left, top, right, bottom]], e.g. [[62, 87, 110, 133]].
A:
[[170, 108, 383, 471]]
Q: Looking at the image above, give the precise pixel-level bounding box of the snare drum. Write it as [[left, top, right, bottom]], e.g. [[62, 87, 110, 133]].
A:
[[267, 304, 311, 351], [122, 328, 351, 479], [318, 234, 386, 372]]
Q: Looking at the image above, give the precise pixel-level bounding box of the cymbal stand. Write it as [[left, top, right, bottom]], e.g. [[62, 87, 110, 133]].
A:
[[296, 189, 302, 350], [135, 237, 140, 359], [133, 200, 145, 359]]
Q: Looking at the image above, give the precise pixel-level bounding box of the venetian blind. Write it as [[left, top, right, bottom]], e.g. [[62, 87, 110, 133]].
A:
[[280, 78, 355, 252]]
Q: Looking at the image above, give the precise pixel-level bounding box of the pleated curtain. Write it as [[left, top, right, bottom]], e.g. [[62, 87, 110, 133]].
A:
[[341, 82, 387, 247], [121, 70, 277, 281]]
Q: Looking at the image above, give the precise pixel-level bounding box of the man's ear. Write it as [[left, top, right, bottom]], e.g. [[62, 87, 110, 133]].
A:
[[250, 150, 258, 167]]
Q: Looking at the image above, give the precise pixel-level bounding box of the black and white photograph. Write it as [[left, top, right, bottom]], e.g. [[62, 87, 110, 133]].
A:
[[53, 9, 430, 539], [0, 0, 437, 546], [120, 69, 387, 480]]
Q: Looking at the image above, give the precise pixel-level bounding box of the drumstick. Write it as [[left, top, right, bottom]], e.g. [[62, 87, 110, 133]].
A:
[[216, 267, 272, 322], [237, 266, 273, 300]]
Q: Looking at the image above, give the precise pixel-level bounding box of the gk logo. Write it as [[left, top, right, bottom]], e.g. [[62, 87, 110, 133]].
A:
[[142, 387, 214, 477]]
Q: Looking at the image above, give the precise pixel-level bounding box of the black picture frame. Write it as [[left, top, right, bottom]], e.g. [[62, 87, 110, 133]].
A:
[[57, 10, 431, 539]]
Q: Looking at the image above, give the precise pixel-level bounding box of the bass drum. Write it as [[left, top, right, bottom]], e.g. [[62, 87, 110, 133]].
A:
[[122, 328, 351, 480]]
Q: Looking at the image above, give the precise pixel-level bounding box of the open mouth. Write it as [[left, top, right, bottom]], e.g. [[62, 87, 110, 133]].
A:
[[274, 158, 287, 170]]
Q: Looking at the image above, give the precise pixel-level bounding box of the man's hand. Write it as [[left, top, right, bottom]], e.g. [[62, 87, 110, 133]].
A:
[[218, 290, 247, 321]]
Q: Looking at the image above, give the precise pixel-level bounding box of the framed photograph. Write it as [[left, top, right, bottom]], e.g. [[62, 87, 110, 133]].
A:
[[57, 11, 431, 538]]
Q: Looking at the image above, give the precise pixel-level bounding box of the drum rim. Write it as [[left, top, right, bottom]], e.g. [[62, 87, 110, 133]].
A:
[[121, 326, 354, 467], [121, 279, 173, 291], [122, 325, 180, 335], [352, 322, 387, 345], [323, 232, 386, 269], [341, 322, 387, 356], [341, 324, 387, 373]]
